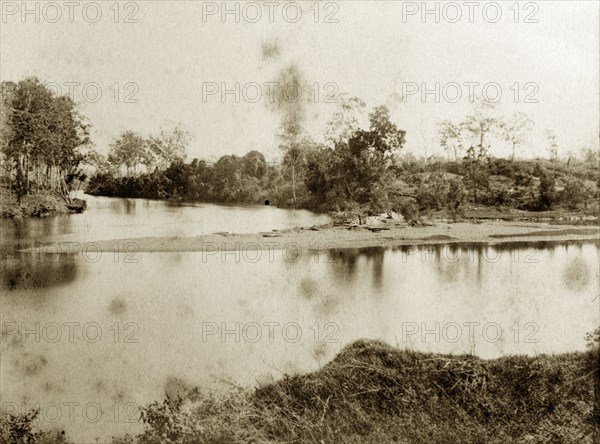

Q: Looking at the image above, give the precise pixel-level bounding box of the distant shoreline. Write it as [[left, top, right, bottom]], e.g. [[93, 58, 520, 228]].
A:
[[22, 219, 600, 254]]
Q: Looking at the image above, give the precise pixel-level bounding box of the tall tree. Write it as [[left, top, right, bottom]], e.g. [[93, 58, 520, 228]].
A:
[[1, 77, 90, 202], [334, 105, 406, 207], [501, 112, 534, 161], [108, 131, 149, 176], [241, 150, 267, 180], [325, 95, 367, 144], [438, 120, 466, 161], [147, 122, 190, 170], [462, 98, 503, 151], [544, 130, 559, 161], [278, 120, 309, 204]]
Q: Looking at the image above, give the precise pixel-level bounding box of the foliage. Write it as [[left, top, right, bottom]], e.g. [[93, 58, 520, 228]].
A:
[[0, 409, 71, 444], [147, 122, 190, 170], [461, 98, 503, 149], [537, 165, 556, 211], [86, 97, 598, 219], [500, 112, 534, 160], [438, 120, 466, 161], [87, 151, 271, 204], [107, 131, 150, 176], [1, 77, 90, 204], [558, 177, 591, 210]]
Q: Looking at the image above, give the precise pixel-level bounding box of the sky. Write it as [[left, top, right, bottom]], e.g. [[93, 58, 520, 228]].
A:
[[1, 0, 599, 161]]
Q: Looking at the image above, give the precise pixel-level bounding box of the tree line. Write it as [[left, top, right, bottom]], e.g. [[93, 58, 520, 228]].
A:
[[2, 78, 598, 221], [88, 95, 599, 223]]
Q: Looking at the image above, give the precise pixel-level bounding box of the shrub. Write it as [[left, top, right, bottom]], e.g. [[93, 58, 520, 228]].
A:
[[558, 178, 590, 210]]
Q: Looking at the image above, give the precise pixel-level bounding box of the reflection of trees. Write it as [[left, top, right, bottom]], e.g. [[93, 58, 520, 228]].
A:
[[363, 247, 385, 290], [434, 244, 464, 283], [327, 247, 386, 290], [1, 216, 74, 249], [108, 198, 137, 215], [121, 199, 137, 215], [328, 249, 359, 284], [1, 253, 78, 290], [563, 257, 590, 292]]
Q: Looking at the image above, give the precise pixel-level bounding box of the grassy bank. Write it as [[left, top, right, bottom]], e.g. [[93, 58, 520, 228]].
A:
[[0, 188, 86, 218], [3, 340, 597, 443]]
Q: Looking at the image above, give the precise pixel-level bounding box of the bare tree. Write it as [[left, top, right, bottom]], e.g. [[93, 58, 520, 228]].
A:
[[501, 112, 534, 161], [438, 120, 466, 161]]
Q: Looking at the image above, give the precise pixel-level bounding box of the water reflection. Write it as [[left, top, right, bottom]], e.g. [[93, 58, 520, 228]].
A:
[[0, 194, 332, 245], [1, 236, 598, 442], [1, 252, 78, 290]]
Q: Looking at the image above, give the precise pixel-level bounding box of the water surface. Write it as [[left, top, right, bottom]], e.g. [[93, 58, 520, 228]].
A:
[[0, 194, 332, 247], [1, 198, 598, 442]]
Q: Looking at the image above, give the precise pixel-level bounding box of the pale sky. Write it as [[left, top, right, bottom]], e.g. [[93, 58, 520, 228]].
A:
[[1, 1, 598, 161]]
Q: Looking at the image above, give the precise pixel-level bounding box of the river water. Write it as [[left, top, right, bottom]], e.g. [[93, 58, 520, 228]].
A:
[[1, 195, 598, 442]]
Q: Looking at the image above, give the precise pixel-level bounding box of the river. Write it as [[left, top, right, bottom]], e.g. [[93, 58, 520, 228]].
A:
[[1, 195, 598, 442]]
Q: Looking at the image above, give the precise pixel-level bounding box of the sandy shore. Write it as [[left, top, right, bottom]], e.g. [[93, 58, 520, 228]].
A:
[[24, 220, 600, 253]]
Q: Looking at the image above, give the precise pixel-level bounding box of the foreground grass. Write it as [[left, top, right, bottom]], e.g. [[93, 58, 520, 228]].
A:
[[3, 340, 598, 443]]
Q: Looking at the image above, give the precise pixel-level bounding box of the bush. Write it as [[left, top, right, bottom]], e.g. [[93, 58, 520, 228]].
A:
[[489, 158, 517, 178], [538, 170, 556, 211], [0, 409, 71, 444], [558, 178, 590, 210]]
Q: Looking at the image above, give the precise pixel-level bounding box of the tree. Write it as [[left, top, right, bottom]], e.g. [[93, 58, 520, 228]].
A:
[[147, 122, 190, 170], [501, 112, 533, 161], [108, 131, 149, 176], [438, 120, 466, 161], [307, 106, 406, 212], [581, 146, 599, 166], [559, 178, 589, 210], [325, 95, 367, 144], [367, 105, 406, 155], [278, 120, 311, 205], [1, 77, 90, 202], [242, 150, 267, 180], [1, 81, 17, 192], [462, 98, 503, 152], [463, 145, 490, 203], [537, 167, 556, 210], [544, 130, 559, 161]]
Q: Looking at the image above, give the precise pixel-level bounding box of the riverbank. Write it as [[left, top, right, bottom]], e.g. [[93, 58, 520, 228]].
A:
[[126, 339, 598, 443], [0, 188, 86, 218], [25, 218, 599, 253], [4, 339, 596, 443]]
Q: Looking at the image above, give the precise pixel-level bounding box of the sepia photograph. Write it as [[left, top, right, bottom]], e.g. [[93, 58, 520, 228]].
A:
[[1, 1, 599, 443]]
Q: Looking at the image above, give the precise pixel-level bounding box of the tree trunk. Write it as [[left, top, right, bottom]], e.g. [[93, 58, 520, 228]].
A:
[[25, 155, 30, 193], [291, 163, 296, 203]]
